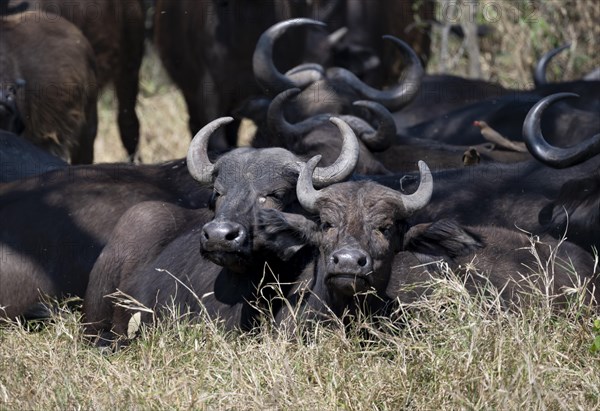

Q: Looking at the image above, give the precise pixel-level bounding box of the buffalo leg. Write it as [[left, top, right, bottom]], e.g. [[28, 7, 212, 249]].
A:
[[115, 10, 145, 161], [115, 62, 143, 160]]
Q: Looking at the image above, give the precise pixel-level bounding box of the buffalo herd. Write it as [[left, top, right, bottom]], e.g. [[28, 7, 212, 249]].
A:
[[0, 1, 598, 344]]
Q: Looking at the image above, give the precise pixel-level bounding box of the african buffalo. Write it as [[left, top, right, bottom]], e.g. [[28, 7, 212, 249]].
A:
[[83, 116, 360, 341], [253, 19, 424, 118], [258, 157, 597, 325], [397, 81, 600, 147], [522, 93, 600, 251], [12, 0, 146, 158], [264, 88, 393, 174], [267, 88, 530, 174], [1, 6, 98, 163], [0, 157, 211, 320], [365, 94, 600, 253]]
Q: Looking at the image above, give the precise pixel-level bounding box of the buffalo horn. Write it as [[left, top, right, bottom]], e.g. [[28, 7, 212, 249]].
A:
[[187, 117, 233, 184], [533, 44, 571, 86], [523, 93, 600, 168], [326, 35, 423, 111], [253, 18, 326, 95], [344, 101, 395, 152], [267, 88, 330, 138], [296, 155, 325, 214], [390, 161, 433, 215], [311, 117, 360, 187], [268, 90, 394, 153]]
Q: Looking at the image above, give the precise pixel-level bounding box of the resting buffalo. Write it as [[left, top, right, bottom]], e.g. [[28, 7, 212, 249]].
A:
[[253, 19, 423, 119], [1, 6, 98, 163], [258, 157, 597, 324], [267, 88, 530, 174], [386, 45, 600, 144], [83, 116, 359, 340], [0, 157, 211, 320], [368, 94, 600, 253], [397, 81, 600, 147], [265, 88, 393, 174], [522, 93, 600, 250], [12, 0, 146, 158]]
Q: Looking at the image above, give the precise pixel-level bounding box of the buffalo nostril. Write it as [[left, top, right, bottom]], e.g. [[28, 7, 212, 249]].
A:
[[333, 256, 339, 264], [357, 256, 367, 267], [225, 229, 240, 241], [203, 230, 210, 240]]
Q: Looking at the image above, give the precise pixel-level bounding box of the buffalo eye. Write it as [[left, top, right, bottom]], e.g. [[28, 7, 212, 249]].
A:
[[209, 190, 221, 210], [377, 225, 393, 236], [268, 190, 286, 201], [258, 196, 267, 205]]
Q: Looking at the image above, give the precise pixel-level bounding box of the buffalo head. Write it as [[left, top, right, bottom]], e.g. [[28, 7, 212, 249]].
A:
[[253, 18, 423, 112], [186, 116, 359, 272], [258, 156, 432, 315]]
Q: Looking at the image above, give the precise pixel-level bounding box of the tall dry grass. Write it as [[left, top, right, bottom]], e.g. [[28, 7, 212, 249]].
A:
[[1, 268, 598, 410]]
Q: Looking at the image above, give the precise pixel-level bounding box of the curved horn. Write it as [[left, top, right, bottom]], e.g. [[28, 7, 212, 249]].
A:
[[326, 35, 423, 111], [296, 155, 325, 214], [392, 161, 433, 215], [523, 93, 600, 168], [253, 19, 326, 95], [345, 101, 396, 152], [312, 117, 360, 187], [187, 117, 233, 184], [268, 90, 395, 153], [534, 43, 571, 86], [267, 88, 330, 139]]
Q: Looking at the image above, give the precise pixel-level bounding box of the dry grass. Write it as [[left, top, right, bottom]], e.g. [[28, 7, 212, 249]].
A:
[[1, 269, 598, 410]]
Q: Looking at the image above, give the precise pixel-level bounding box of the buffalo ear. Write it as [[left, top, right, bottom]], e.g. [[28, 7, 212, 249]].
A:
[[404, 219, 484, 259], [257, 209, 319, 261], [538, 202, 555, 226]]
